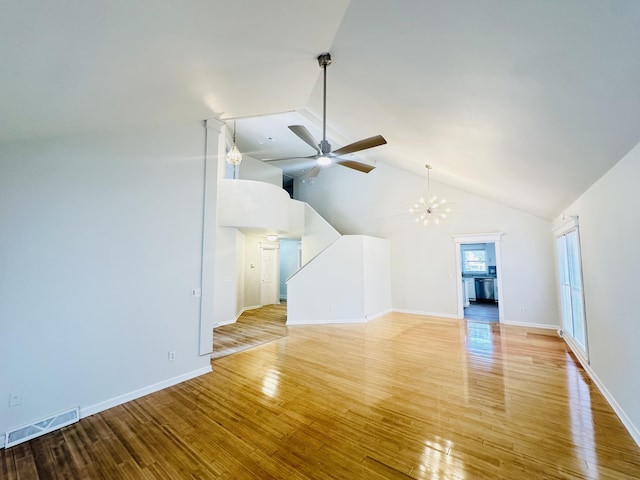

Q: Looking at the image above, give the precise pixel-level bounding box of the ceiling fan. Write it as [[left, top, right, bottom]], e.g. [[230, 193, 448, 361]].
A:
[[264, 53, 387, 177]]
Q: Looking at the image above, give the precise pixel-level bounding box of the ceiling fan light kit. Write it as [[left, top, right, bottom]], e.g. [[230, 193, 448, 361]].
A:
[[264, 53, 387, 177], [409, 165, 450, 226]]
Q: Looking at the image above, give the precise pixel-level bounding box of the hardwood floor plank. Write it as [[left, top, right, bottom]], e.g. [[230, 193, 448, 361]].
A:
[[2, 307, 640, 479], [212, 303, 288, 360]]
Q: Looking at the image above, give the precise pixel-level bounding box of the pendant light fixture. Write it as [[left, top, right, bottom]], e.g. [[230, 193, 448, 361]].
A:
[[226, 121, 243, 177], [409, 164, 450, 226]]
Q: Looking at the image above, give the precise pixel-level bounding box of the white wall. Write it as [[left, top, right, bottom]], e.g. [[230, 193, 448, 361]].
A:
[[217, 179, 292, 234], [238, 154, 283, 187], [242, 234, 263, 309], [0, 123, 212, 442], [295, 163, 558, 327], [212, 226, 240, 326], [301, 203, 341, 265], [555, 140, 640, 444], [235, 231, 247, 315], [287, 235, 391, 324], [362, 236, 392, 319]]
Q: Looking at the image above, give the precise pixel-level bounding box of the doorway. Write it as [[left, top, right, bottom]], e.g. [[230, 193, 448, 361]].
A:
[[453, 233, 505, 322], [260, 242, 280, 306], [279, 239, 301, 301]]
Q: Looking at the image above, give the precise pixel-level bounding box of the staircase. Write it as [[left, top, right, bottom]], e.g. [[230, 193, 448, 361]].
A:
[[217, 179, 391, 325]]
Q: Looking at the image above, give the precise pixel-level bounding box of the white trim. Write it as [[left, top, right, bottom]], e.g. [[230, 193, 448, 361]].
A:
[[214, 318, 236, 327], [393, 308, 459, 320], [214, 305, 262, 328], [286, 317, 368, 325], [213, 304, 268, 328], [452, 232, 505, 244], [198, 119, 223, 355], [1, 368, 212, 450], [243, 304, 262, 312], [501, 320, 559, 330], [286, 309, 392, 326], [552, 214, 579, 237], [366, 309, 393, 321], [452, 233, 506, 322], [80, 366, 212, 419], [558, 328, 589, 366], [554, 225, 590, 363], [564, 340, 640, 448]]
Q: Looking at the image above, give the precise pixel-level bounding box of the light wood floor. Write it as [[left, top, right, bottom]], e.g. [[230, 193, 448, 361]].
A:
[[212, 303, 288, 360], [3, 308, 640, 479]]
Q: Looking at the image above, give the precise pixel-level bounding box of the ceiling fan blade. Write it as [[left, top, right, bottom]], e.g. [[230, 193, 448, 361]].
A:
[[307, 165, 321, 178], [262, 155, 315, 163], [335, 159, 376, 174], [331, 135, 387, 157], [289, 125, 320, 154]]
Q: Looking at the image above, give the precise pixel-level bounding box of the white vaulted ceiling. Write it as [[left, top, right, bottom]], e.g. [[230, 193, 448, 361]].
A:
[[3, 0, 640, 219]]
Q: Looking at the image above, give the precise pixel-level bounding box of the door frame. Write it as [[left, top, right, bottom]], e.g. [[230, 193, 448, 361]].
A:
[[259, 241, 280, 306], [553, 215, 589, 364], [453, 233, 505, 321]]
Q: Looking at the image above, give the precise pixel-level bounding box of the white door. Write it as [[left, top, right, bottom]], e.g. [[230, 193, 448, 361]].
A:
[[260, 244, 279, 306], [556, 228, 588, 361]]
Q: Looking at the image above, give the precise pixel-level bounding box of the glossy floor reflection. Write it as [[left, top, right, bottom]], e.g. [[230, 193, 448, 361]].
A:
[[464, 301, 499, 322], [3, 310, 640, 479]]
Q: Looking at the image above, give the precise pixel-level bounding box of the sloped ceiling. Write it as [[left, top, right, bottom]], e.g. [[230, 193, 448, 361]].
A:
[[3, 1, 640, 219]]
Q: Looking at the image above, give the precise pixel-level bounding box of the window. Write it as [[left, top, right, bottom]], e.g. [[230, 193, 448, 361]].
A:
[[463, 249, 487, 273], [556, 228, 588, 362]]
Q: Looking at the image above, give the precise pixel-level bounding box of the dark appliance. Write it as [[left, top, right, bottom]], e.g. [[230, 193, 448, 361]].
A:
[[475, 278, 495, 303]]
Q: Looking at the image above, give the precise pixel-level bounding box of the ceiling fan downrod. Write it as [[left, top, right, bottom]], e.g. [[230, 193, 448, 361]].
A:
[[318, 53, 332, 155], [262, 51, 385, 176]]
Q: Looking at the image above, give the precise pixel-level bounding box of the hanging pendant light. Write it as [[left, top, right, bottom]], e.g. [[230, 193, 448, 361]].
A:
[[226, 121, 242, 176], [409, 164, 450, 226]]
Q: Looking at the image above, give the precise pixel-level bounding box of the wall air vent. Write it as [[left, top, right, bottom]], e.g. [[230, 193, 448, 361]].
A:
[[5, 407, 79, 448]]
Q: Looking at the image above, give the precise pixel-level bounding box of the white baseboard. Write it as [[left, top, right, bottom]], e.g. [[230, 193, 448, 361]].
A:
[[287, 317, 368, 325], [562, 342, 640, 449], [214, 319, 236, 327], [286, 308, 392, 326], [214, 307, 252, 328], [366, 308, 393, 321], [500, 320, 559, 330], [80, 365, 212, 419], [1, 365, 212, 450], [393, 308, 459, 320], [213, 303, 285, 329]]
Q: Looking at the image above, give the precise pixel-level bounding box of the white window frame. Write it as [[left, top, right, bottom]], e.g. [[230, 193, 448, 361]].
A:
[[462, 248, 488, 274], [553, 216, 589, 365]]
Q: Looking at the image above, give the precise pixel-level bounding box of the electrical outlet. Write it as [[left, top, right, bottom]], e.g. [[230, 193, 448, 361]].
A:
[[520, 307, 525, 313], [191, 288, 201, 298], [168, 351, 176, 362], [9, 392, 22, 407]]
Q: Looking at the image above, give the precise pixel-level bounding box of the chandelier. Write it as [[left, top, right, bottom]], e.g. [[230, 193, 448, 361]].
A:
[[226, 121, 242, 176], [409, 164, 450, 226]]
